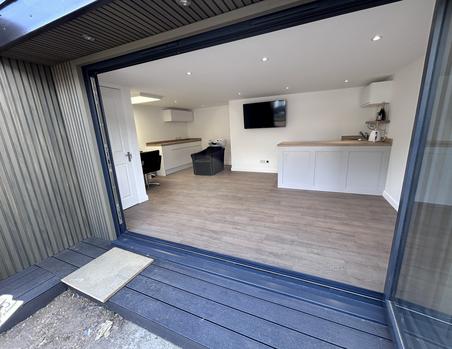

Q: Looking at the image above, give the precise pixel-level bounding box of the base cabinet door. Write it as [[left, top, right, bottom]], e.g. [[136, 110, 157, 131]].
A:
[[278, 146, 390, 195], [346, 150, 388, 195], [314, 151, 348, 191], [279, 151, 315, 189]]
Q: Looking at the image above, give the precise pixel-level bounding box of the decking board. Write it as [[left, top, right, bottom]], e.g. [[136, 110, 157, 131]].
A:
[[54, 249, 92, 267], [0, 277, 66, 333], [0, 267, 53, 297], [110, 287, 275, 349], [1, 236, 394, 349], [0, 267, 65, 333], [155, 259, 392, 339], [69, 241, 109, 258], [37, 257, 77, 278], [0, 266, 39, 289], [115, 234, 386, 323], [128, 275, 339, 349], [139, 265, 392, 348], [106, 295, 206, 349], [0, 245, 98, 334]]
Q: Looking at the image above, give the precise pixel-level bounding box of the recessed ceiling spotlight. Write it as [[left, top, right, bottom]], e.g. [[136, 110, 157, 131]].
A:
[[371, 35, 382, 42], [82, 34, 95, 42], [174, 100, 178, 104], [285, 86, 290, 90], [186, 71, 192, 76], [237, 92, 241, 96], [176, 0, 191, 6], [261, 57, 269, 62], [344, 79, 349, 83]]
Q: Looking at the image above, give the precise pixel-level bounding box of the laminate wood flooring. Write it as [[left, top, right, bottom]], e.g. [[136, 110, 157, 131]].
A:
[[124, 168, 397, 291]]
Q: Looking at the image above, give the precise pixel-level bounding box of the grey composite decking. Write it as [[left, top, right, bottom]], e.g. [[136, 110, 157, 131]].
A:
[[1, 236, 399, 348]]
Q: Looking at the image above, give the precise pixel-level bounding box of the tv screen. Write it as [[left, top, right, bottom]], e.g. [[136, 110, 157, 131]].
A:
[[243, 100, 286, 129]]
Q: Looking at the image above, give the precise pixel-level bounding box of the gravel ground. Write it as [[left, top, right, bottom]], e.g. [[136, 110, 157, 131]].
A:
[[0, 290, 179, 349]]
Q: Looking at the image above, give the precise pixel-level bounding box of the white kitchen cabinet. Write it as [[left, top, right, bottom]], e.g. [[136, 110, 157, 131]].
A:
[[162, 109, 194, 122], [361, 81, 393, 106], [280, 151, 315, 188], [147, 140, 202, 176], [278, 143, 391, 195], [314, 151, 348, 191]]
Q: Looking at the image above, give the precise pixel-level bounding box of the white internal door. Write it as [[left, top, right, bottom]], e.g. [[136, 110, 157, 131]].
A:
[[100, 86, 139, 209]]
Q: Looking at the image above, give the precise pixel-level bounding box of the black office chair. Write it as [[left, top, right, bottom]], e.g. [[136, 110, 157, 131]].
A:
[[140, 150, 161, 188]]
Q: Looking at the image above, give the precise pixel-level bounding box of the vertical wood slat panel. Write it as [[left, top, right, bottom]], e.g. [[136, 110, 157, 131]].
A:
[[51, 62, 115, 243], [0, 57, 113, 280]]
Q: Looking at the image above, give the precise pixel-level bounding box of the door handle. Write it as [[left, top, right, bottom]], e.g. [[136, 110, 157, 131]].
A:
[[126, 151, 132, 162]]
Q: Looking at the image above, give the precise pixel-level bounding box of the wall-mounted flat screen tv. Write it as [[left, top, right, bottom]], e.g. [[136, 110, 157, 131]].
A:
[[243, 100, 286, 129]]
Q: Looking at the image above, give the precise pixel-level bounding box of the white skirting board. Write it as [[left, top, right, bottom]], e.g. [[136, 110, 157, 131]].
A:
[[383, 190, 399, 211], [231, 166, 277, 173]]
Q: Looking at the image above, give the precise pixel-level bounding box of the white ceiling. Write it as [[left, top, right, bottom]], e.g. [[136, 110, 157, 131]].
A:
[[99, 0, 435, 109]]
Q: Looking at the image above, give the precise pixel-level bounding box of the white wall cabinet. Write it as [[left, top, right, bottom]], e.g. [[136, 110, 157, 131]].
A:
[[163, 109, 194, 122], [361, 81, 393, 106], [278, 145, 391, 195]]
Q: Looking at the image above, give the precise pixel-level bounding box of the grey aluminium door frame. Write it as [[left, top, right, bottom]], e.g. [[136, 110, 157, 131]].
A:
[[383, 0, 448, 299], [85, 75, 126, 236], [382, 1, 450, 347]]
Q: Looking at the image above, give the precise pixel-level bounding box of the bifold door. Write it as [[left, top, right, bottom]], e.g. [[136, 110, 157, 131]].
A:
[[386, 1, 452, 347]]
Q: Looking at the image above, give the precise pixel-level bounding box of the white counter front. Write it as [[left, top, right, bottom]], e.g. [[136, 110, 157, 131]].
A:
[[277, 142, 391, 195], [147, 140, 202, 176]]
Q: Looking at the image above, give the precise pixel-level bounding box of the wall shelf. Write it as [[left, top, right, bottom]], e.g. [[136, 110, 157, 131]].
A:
[[366, 120, 390, 125]]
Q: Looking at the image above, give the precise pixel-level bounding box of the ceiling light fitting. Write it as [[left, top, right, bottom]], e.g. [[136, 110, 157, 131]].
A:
[[130, 92, 162, 104], [371, 35, 382, 42], [82, 34, 95, 42], [176, 0, 191, 7]]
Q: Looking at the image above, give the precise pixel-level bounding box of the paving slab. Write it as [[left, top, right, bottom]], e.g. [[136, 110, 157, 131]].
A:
[[62, 248, 153, 303]]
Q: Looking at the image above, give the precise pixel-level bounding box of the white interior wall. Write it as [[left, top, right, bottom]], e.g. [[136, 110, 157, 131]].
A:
[[133, 105, 189, 150], [133, 105, 231, 165], [132, 60, 426, 208], [383, 57, 425, 210], [228, 87, 375, 173], [187, 105, 231, 165]]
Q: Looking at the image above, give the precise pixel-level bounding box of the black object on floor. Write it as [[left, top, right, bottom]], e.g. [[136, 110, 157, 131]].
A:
[[191, 146, 224, 176], [141, 150, 161, 187]]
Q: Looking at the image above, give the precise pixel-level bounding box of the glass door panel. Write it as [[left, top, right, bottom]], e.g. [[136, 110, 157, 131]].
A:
[[390, 1, 452, 347]]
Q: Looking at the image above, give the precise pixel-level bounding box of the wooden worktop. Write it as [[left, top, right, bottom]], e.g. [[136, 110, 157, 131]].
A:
[[146, 138, 201, 146], [277, 139, 392, 147]]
